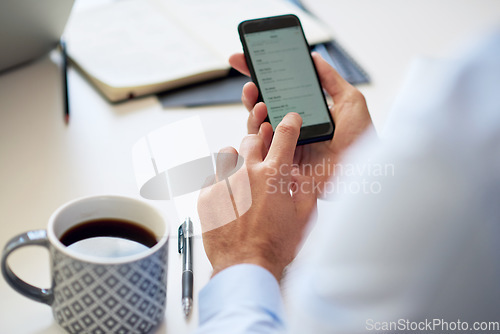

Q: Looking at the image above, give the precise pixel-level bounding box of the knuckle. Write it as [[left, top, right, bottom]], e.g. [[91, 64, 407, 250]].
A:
[[240, 134, 261, 150], [276, 122, 298, 137], [242, 133, 259, 142], [347, 87, 366, 103], [247, 115, 259, 133], [247, 112, 256, 124], [265, 161, 282, 174], [219, 146, 236, 154]]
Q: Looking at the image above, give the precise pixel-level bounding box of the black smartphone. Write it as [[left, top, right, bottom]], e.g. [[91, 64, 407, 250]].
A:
[[238, 14, 334, 145]]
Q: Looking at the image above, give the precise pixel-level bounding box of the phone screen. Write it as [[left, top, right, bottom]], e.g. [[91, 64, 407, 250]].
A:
[[243, 25, 331, 131]]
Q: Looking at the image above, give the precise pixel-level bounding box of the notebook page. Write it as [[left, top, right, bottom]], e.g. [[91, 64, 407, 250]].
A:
[[163, 0, 333, 61], [65, 0, 228, 88]]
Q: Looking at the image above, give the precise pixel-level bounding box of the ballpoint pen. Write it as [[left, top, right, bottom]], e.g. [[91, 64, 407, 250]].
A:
[[60, 38, 70, 124], [178, 218, 193, 317]]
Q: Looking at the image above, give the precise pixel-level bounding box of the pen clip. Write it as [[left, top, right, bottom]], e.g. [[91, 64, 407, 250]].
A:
[[178, 224, 184, 254]]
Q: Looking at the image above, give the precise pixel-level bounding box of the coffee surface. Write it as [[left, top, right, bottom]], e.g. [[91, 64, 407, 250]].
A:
[[60, 218, 158, 258]]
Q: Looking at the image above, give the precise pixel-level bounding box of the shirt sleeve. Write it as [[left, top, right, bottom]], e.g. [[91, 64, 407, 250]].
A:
[[196, 264, 286, 334]]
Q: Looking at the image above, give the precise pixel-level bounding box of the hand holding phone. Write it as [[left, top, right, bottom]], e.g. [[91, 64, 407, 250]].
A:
[[234, 16, 373, 196], [238, 14, 334, 145]]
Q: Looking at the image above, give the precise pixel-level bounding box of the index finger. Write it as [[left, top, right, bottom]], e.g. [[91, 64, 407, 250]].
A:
[[312, 52, 351, 98], [265, 113, 302, 166], [229, 53, 250, 77]]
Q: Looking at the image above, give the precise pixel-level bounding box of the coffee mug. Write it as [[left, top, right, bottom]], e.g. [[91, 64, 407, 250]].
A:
[[1, 195, 168, 334]]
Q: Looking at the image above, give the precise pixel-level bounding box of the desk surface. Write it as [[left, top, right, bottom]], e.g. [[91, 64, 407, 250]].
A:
[[1, 1, 499, 332]]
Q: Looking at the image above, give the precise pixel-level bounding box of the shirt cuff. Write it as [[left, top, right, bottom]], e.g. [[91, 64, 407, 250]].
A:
[[199, 264, 285, 326]]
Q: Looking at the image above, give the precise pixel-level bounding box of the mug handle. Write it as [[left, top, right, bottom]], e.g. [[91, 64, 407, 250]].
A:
[[1, 230, 54, 305]]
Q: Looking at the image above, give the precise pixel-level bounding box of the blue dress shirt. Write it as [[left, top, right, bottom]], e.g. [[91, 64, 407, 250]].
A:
[[196, 30, 500, 334], [197, 264, 285, 333]]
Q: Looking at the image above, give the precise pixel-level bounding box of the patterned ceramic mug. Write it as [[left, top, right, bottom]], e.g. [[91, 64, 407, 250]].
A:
[[1, 195, 168, 334]]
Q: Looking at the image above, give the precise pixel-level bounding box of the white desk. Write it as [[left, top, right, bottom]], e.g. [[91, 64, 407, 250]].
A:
[[1, 1, 499, 332]]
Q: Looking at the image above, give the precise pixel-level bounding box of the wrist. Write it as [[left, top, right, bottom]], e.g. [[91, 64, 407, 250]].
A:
[[211, 256, 284, 282]]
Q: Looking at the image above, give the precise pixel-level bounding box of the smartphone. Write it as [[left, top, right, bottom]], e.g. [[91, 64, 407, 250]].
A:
[[238, 14, 334, 145]]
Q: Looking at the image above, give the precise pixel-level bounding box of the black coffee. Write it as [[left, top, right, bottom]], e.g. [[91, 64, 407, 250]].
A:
[[60, 218, 158, 257]]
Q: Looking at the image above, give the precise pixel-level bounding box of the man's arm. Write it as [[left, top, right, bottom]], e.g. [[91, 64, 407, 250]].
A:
[[196, 265, 285, 334], [196, 113, 314, 333], [198, 112, 316, 281], [196, 53, 372, 333]]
